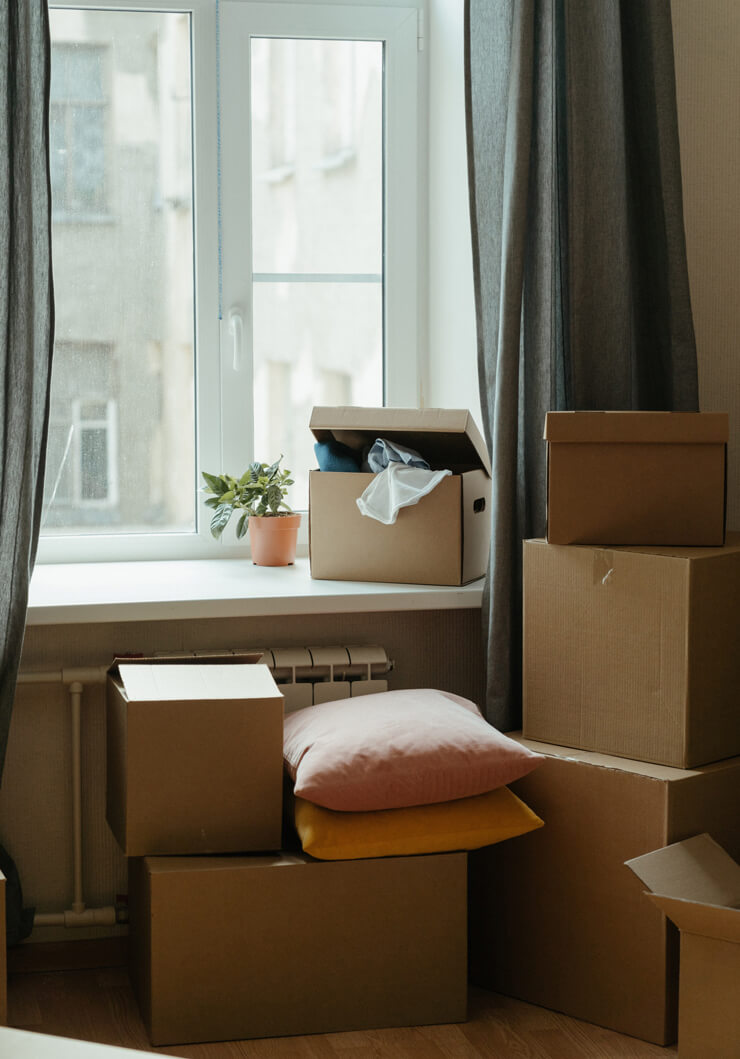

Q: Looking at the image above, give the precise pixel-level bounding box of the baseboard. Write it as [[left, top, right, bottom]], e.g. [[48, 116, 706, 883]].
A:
[[7, 937, 127, 975]]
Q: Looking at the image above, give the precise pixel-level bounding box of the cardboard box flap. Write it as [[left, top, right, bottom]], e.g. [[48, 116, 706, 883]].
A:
[[309, 406, 491, 475], [643, 893, 740, 944], [625, 834, 740, 906], [626, 834, 740, 943], [544, 410, 729, 445], [112, 662, 282, 703]]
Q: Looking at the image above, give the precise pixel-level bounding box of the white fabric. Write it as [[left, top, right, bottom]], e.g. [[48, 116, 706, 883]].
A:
[[356, 463, 452, 525]]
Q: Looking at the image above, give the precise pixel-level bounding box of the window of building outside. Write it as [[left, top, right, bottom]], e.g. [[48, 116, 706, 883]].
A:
[[40, 0, 422, 563]]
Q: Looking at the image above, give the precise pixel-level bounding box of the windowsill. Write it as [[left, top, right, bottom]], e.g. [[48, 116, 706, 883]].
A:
[[27, 558, 485, 626]]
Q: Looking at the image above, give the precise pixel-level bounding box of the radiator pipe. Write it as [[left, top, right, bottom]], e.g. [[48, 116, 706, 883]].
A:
[[14, 672, 117, 930]]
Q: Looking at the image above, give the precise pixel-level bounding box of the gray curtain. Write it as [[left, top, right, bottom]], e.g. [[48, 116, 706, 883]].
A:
[[0, 1, 54, 780], [465, 0, 698, 732]]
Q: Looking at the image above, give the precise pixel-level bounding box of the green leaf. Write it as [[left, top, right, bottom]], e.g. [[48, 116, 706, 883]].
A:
[[201, 471, 223, 493], [236, 511, 249, 539], [265, 483, 283, 513], [210, 503, 233, 539], [204, 496, 220, 509], [219, 490, 235, 504]]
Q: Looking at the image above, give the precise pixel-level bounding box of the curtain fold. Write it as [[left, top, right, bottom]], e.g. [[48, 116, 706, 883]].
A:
[[0, 1, 55, 780], [465, 0, 698, 733]]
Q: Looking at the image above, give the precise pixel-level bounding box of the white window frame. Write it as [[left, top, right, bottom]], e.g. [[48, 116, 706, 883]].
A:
[[38, 0, 425, 564]]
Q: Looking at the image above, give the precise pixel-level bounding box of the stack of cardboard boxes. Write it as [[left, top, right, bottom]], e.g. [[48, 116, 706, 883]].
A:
[[469, 412, 740, 1049], [106, 654, 467, 1047]]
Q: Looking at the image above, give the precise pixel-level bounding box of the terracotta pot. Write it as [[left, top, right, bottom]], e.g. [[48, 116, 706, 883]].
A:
[[249, 513, 302, 566]]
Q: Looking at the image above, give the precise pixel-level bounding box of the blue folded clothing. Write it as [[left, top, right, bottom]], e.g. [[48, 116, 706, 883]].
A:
[[314, 439, 362, 472]]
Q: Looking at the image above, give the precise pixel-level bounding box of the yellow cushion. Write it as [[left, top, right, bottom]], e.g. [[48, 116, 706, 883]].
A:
[[293, 786, 544, 861]]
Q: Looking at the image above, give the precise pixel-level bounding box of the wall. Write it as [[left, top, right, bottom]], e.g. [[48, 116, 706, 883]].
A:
[[427, 0, 740, 531], [672, 0, 740, 530]]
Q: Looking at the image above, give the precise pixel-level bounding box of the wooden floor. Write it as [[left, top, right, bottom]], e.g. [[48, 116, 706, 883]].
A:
[[7, 968, 677, 1058]]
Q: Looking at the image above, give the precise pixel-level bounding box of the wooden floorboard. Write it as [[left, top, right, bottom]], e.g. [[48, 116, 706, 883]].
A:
[[7, 969, 678, 1058]]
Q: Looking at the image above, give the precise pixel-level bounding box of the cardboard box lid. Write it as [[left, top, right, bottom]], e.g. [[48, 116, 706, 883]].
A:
[[525, 532, 740, 561], [544, 411, 729, 444], [506, 733, 740, 783], [110, 658, 282, 704], [626, 834, 740, 944], [309, 406, 491, 475]]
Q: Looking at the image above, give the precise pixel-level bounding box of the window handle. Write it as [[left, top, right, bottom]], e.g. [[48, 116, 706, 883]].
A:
[[228, 309, 244, 372]]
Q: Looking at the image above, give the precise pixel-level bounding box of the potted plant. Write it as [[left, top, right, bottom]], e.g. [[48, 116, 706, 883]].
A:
[[201, 457, 301, 566]]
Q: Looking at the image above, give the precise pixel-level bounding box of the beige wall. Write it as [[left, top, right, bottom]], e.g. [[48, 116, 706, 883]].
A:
[[672, 0, 740, 530], [1, 609, 484, 938]]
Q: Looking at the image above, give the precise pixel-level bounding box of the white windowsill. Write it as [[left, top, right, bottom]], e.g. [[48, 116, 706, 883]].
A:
[[27, 558, 485, 626]]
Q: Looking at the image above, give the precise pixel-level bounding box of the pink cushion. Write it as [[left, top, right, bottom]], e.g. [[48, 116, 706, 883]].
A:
[[282, 688, 544, 812]]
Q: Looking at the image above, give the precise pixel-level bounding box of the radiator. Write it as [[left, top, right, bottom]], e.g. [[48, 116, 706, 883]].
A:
[[163, 644, 392, 712]]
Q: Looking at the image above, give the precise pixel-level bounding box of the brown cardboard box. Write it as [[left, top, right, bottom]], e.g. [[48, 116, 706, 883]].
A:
[[468, 737, 740, 1046], [544, 411, 728, 546], [106, 655, 283, 856], [129, 851, 467, 1046], [626, 835, 740, 1059], [523, 535, 740, 768], [309, 406, 491, 585]]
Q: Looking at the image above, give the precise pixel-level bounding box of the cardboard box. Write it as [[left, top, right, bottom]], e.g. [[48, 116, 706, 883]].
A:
[[309, 406, 491, 585], [626, 834, 740, 1058], [106, 655, 283, 856], [544, 411, 728, 546], [129, 851, 467, 1046], [523, 535, 740, 768], [468, 736, 740, 1046]]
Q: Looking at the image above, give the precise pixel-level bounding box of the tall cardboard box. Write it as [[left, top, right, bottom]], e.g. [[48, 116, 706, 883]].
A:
[[468, 737, 740, 1046], [523, 535, 740, 768], [309, 406, 491, 585], [544, 411, 728, 546], [626, 834, 740, 1059], [129, 851, 467, 1046], [107, 656, 283, 856]]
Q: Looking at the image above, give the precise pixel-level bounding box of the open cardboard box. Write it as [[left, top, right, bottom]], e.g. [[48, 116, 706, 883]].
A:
[[626, 834, 740, 1058], [468, 736, 740, 1046], [544, 410, 728, 546], [107, 654, 284, 856], [309, 406, 491, 585]]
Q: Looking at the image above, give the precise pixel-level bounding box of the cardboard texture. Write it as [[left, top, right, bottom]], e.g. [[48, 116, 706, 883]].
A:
[[106, 655, 284, 856], [523, 535, 740, 767], [129, 851, 467, 1046], [626, 835, 740, 1058], [544, 411, 728, 546], [468, 737, 740, 1046], [309, 406, 491, 585]]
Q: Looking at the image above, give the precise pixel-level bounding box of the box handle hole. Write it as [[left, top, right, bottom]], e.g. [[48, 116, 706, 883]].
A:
[[473, 497, 486, 514]]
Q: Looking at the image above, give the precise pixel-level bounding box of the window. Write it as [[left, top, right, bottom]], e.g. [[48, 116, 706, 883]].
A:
[[45, 344, 119, 521], [40, 0, 423, 562], [50, 43, 108, 217]]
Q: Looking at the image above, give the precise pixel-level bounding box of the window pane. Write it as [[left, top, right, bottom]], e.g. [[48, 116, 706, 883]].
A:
[[80, 428, 109, 500], [251, 37, 383, 275], [252, 281, 383, 508], [44, 9, 195, 536]]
